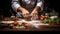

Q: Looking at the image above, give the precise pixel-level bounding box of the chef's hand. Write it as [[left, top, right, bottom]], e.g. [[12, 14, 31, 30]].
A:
[[31, 6, 41, 16], [17, 7, 30, 17], [22, 9, 29, 16], [31, 10, 38, 16]]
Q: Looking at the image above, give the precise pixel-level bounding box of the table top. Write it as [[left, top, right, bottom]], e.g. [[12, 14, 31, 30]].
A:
[[0, 18, 60, 31], [0, 23, 60, 31]]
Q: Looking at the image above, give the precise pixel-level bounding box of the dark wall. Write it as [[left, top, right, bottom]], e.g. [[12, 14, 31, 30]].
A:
[[44, 0, 60, 9], [0, 0, 12, 17], [44, 0, 60, 16]]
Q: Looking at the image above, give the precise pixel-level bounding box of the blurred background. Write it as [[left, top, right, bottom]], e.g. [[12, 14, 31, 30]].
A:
[[0, 0, 60, 17], [0, 0, 11, 17]]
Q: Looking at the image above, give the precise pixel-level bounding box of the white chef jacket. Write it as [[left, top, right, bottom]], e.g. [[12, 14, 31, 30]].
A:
[[11, 0, 43, 12], [11, 0, 43, 17]]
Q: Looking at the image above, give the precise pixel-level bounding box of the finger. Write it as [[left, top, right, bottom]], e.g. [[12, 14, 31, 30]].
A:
[[26, 13, 30, 15], [30, 13, 33, 16], [23, 14, 26, 17]]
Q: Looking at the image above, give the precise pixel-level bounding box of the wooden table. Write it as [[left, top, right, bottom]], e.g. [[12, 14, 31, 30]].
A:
[[0, 24, 60, 31], [0, 18, 60, 31]]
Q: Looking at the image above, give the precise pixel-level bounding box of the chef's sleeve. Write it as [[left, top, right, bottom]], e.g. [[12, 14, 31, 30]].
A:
[[11, 0, 21, 12], [36, 0, 43, 7]]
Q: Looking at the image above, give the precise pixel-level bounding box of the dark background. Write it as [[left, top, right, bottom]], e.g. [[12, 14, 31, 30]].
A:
[[0, 0, 60, 17], [0, 0, 11, 17], [45, 0, 60, 11]]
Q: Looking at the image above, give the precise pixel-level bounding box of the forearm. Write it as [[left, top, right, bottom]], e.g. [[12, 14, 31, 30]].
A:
[[35, 0, 43, 11], [12, 2, 27, 12], [17, 7, 28, 12], [33, 6, 41, 12]]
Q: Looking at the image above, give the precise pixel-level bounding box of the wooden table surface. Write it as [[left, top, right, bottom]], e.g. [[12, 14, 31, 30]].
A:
[[0, 24, 60, 31], [0, 18, 60, 31]]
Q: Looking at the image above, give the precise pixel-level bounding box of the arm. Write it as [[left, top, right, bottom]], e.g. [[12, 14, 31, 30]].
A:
[[11, 0, 29, 16], [33, 0, 43, 12], [31, 0, 43, 15], [11, 0, 21, 12]]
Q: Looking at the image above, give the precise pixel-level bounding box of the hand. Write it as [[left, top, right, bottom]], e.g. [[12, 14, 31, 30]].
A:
[[31, 10, 39, 20], [22, 9, 30, 17], [17, 7, 30, 17], [31, 6, 41, 16], [31, 10, 38, 16]]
